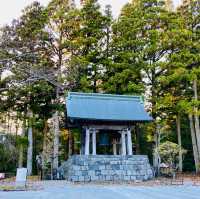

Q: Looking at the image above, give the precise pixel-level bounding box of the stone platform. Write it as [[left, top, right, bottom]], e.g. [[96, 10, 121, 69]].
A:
[[59, 155, 153, 182]]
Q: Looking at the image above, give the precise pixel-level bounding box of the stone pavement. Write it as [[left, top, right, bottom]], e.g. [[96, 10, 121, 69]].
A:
[[1, 181, 200, 199]]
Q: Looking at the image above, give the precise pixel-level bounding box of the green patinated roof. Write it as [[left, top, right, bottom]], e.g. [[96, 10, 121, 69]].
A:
[[66, 92, 152, 122]]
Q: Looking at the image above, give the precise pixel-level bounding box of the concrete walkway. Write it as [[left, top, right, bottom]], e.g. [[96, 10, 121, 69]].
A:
[[1, 182, 200, 199]]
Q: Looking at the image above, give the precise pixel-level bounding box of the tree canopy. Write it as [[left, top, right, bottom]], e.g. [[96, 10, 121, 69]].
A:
[[0, 0, 200, 175]]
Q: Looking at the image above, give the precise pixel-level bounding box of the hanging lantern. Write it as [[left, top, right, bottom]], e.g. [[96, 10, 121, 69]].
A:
[[99, 133, 109, 146]]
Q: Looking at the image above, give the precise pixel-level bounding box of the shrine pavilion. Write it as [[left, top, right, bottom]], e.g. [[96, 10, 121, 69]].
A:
[[60, 92, 153, 182]]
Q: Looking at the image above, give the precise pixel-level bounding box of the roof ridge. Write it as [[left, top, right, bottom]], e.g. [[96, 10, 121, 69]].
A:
[[68, 92, 142, 100]]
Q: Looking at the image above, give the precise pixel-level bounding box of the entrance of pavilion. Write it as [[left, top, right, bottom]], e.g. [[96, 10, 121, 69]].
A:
[[84, 127, 133, 156], [95, 130, 121, 155]]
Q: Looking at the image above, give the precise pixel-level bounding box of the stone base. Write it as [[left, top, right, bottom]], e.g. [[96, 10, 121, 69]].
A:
[[59, 155, 153, 182]]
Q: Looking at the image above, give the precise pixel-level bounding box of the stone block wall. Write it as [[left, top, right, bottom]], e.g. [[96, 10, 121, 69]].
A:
[[59, 155, 153, 182]]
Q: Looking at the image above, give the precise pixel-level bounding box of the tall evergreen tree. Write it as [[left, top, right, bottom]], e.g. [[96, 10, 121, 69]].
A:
[[44, 0, 79, 170], [103, 2, 144, 94], [172, 0, 200, 171], [105, 0, 188, 171], [0, 2, 52, 175], [72, 0, 112, 93]]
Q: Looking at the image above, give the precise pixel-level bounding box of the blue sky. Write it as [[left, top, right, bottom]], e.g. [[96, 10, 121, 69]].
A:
[[0, 0, 182, 26]]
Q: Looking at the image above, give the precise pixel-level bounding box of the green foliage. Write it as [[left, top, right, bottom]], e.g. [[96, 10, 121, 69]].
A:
[[0, 0, 200, 173], [70, 0, 113, 92], [16, 136, 28, 147], [0, 135, 18, 172], [158, 141, 186, 168], [103, 1, 145, 94]]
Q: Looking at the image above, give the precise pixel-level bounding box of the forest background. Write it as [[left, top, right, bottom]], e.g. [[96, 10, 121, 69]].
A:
[[0, 0, 199, 176]]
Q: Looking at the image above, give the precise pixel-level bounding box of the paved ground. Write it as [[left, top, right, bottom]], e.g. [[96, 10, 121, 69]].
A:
[[1, 181, 200, 199]]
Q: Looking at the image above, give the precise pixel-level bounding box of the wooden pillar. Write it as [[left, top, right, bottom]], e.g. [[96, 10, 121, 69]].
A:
[[127, 128, 133, 155], [92, 129, 96, 155], [85, 128, 90, 155], [121, 131, 126, 155], [113, 139, 117, 155], [81, 129, 85, 155], [135, 124, 140, 155]]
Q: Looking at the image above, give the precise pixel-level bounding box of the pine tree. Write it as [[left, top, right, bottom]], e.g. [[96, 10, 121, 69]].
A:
[[103, 1, 144, 94], [71, 0, 112, 93], [45, 0, 79, 170], [175, 0, 200, 172], [106, 0, 186, 172]]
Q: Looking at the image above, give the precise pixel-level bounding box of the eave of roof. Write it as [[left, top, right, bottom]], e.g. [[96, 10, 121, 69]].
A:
[[66, 92, 153, 122]]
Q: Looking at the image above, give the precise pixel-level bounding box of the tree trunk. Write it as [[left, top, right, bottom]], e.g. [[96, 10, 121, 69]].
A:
[[15, 118, 19, 147], [153, 124, 161, 176], [27, 125, 33, 175], [189, 114, 200, 173], [18, 119, 26, 168], [53, 111, 59, 170], [27, 110, 33, 176], [18, 145, 24, 168], [68, 130, 72, 157], [42, 120, 48, 167], [41, 120, 48, 179], [176, 114, 183, 172], [193, 79, 200, 158]]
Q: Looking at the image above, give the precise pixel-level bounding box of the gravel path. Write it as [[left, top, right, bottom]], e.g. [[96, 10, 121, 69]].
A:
[[1, 181, 200, 199]]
